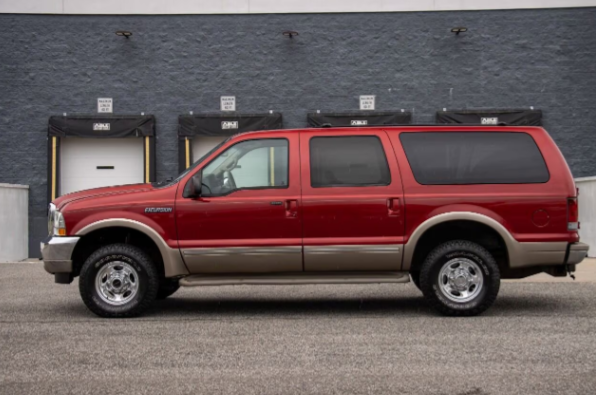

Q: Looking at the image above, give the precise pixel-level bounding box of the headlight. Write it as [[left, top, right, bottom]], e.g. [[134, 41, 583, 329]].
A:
[[48, 203, 67, 236]]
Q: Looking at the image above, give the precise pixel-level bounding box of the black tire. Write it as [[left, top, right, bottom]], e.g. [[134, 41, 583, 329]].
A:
[[419, 240, 500, 316], [410, 271, 421, 291], [79, 243, 159, 318], [156, 279, 180, 300]]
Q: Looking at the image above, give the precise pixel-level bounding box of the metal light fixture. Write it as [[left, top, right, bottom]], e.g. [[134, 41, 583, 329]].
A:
[[115, 30, 133, 38], [451, 27, 468, 35], [282, 30, 299, 38]]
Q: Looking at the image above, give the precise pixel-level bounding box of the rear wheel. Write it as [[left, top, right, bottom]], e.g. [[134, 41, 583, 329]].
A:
[[79, 244, 159, 318], [420, 240, 500, 316]]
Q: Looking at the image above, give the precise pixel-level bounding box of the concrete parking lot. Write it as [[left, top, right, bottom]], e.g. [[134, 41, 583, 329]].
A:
[[1, 261, 596, 395]]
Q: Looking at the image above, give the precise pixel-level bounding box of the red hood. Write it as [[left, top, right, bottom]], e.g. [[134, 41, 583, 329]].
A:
[[53, 183, 154, 210]]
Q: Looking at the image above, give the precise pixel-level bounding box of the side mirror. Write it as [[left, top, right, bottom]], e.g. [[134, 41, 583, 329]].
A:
[[184, 172, 202, 198]]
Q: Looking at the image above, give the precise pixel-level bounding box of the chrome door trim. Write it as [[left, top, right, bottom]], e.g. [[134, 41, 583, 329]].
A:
[[183, 246, 301, 256], [305, 245, 400, 254]]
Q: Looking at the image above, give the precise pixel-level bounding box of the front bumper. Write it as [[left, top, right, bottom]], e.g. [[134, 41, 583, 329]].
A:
[[40, 236, 80, 274], [567, 242, 589, 265]]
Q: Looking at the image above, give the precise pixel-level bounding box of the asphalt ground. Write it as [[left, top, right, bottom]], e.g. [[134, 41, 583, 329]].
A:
[[1, 261, 595, 395]]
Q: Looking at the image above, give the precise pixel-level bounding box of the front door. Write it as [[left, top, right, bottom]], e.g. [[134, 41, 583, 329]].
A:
[[176, 132, 302, 273], [300, 129, 405, 271]]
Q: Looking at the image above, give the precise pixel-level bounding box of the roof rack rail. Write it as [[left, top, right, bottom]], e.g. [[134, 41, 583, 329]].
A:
[[236, 122, 538, 137], [310, 123, 523, 128]]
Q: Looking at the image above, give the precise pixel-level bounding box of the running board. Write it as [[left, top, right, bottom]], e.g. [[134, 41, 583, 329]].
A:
[[179, 272, 410, 287]]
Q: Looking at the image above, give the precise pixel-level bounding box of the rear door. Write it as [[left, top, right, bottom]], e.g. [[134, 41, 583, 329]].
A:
[[300, 129, 405, 271]]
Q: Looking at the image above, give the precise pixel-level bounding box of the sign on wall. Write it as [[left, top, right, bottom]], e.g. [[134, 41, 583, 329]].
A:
[[481, 117, 499, 125], [97, 98, 113, 113], [220, 96, 236, 111], [221, 121, 239, 130], [359, 95, 375, 110], [93, 123, 111, 131]]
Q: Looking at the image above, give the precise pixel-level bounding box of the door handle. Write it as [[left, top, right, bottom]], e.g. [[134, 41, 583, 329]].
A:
[[387, 198, 401, 216], [285, 199, 298, 218]]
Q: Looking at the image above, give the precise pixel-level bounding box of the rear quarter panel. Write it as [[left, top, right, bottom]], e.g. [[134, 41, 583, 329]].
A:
[[387, 126, 577, 244]]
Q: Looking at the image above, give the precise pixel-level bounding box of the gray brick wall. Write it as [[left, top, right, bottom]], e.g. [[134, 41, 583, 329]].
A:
[[0, 9, 595, 256]]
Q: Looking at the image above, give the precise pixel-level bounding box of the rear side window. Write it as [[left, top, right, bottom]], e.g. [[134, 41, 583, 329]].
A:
[[400, 132, 549, 185], [310, 136, 391, 187]]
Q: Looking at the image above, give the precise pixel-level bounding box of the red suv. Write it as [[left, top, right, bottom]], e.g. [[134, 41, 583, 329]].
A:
[[41, 126, 589, 317]]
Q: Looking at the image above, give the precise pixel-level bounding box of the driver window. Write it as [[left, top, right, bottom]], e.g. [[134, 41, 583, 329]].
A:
[[201, 138, 288, 196]]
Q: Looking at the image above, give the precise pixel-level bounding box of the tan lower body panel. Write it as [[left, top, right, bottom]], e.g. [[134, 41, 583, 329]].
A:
[[567, 242, 589, 265], [304, 244, 402, 271], [180, 271, 410, 286], [509, 241, 568, 268], [182, 246, 302, 273]]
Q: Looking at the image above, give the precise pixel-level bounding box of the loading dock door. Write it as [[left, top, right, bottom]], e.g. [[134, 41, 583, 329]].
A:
[[307, 111, 412, 127], [47, 115, 156, 201], [60, 138, 144, 195], [191, 136, 228, 165], [178, 112, 283, 173]]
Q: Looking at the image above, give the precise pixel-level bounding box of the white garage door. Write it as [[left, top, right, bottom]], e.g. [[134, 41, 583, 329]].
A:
[[60, 137, 144, 195], [192, 136, 227, 163]]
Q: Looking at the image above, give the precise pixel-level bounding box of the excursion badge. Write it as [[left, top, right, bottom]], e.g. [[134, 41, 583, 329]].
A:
[[145, 207, 173, 213]]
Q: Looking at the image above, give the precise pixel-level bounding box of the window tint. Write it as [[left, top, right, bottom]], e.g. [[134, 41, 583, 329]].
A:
[[310, 136, 391, 187], [399, 132, 549, 185], [200, 139, 288, 196]]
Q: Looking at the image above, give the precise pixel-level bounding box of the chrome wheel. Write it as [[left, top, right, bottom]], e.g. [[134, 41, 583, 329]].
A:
[[95, 261, 139, 306], [438, 258, 484, 303]]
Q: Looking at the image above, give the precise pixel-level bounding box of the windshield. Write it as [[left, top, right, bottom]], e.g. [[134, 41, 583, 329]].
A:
[[152, 137, 231, 187]]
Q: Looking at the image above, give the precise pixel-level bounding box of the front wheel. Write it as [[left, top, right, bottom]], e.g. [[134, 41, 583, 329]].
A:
[[420, 240, 500, 316], [79, 244, 159, 318]]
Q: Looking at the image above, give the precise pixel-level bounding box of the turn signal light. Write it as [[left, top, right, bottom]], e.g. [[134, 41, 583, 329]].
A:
[[58, 228, 67, 236]]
